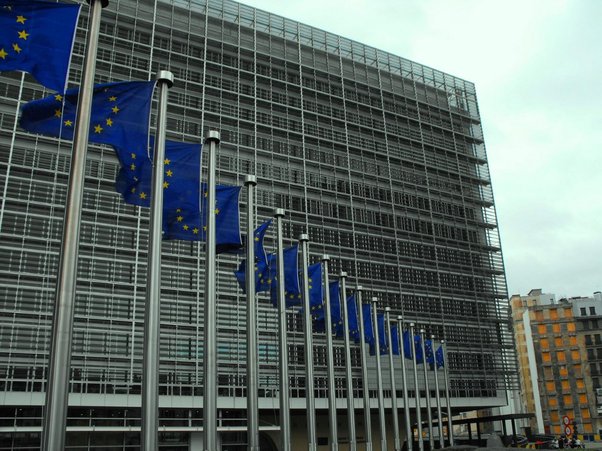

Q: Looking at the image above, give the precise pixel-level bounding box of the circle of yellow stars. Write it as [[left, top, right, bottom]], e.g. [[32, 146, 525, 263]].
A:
[[0, 12, 28, 60]]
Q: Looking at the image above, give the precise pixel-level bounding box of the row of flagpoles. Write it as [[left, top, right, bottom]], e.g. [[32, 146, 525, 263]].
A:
[[239, 202, 457, 451], [0, 1, 457, 450]]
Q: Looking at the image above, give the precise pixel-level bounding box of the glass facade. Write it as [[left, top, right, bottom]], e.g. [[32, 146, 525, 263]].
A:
[[0, 0, 515, 447]]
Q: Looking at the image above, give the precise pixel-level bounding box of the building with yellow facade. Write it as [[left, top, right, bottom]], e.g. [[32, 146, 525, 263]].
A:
[[511, 289, 602, 438]]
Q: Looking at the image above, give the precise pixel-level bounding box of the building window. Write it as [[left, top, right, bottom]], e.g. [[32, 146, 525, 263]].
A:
[[591, 306, 597, 315], [581, 307, 587, 316]]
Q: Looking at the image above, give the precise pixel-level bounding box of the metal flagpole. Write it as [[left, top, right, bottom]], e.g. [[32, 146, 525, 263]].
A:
[[141, 70, 174, 451], [432, 335, 444, 449], [300, 234, 317, 451], [442, 340, 454, 446], [420, 329, 434, 450], [409, 323, 423, 451], [322, 256, 339, 451], [42, 1, 108, 449], [356, 288, 373, 451], [385, 308, 401, 451], [371, 298, 387, 451], [245, 175, 259, 451], [339, 272, 357, 451], [274, 209, 291, 451], [203, 130, 220, 451], [397, 317, 413, 451]]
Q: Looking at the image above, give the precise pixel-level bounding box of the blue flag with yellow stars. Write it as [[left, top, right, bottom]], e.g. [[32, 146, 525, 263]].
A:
[[362, 303, 375, 351], [315, 281, 344, 337], [0, 0, 81, 92], [114, 138, 202, 209], [425, 338, 435, 365], [413, 334, 424, 363], [435, 345, 445, 368], [402, 330, 413, 360], [20, 80, 156, 154], [269, 244, 301, 308], [374, 312, 388, 356], [162, 184, 243, 254], [307, 263, 323, 316], [390, 323, 400, 355], [233, 219, 272, 294], [346, 294, 360, 343]]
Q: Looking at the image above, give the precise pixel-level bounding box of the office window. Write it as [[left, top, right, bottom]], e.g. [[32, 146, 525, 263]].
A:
[[581, 307, 587, 316], [590, 306, 596, 315], [567, 323, 576, 332], [557, 351, 566, 362], [553, 323, 561, 334], [538, 325, 547, 335], [550, 309, 558, 320]]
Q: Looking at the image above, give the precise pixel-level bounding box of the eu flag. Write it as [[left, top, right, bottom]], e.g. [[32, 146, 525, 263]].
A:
[[233, 219, 272, 293], [390, 324, 400, 355], [346, 294, 360, 343], [425, 338, 434, 365], [413, 334, 424, 363], [0, 0, 81, 92], [114, 139, 201, 209], [20, 80, 156, 154], [315, 281, 343, 337], [307, 263, 323, 315], [163, 184, 243, 254], [362, 303, 375, 350], [435, 345, 445, 368], [376, 313, 388, 355], [402, 330, 413, 360], [269, 244, 301, 308]]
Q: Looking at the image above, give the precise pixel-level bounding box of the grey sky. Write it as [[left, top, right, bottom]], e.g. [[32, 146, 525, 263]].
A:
[[240, 0, 602, 299]]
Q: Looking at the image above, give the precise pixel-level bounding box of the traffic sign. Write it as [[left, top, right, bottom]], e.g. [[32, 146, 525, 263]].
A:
[[563, 415, 570, 425], [565, 425, 573, 436]]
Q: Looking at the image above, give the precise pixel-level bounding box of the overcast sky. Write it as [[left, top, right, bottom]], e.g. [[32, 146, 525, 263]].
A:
[[240, 0, 602, 299]]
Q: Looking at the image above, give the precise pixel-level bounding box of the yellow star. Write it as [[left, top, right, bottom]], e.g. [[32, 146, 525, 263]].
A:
[[139, 192, 147, 199], [12, 43, 21, 54], [176, 208, 182, 213], [254, 236, 259, 241], [130, 153, 136, 159], [18, 30, 29, 40], [130, 187, 136, 193], [164, 158, 171, 165], [106, 118, 113, 126], [193, 228, 199, 234], [203, 226, 207, 231], [64, 120, 73, 127], [166, 169, 173, 177], [108, 96, 117, 101], [94, 124, 103, 133], [16, 15, 26, 24], [215, 208, 220, 214], [177, 215, 184, 222], [112, 105, 119, 114], [130, 163, 136, 171], [163, 181, 169, 189], [54, 94, 63, 102], [54, 109, 62, 118], [0, 48, 8, 59], [183, 224, 189, 231]]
